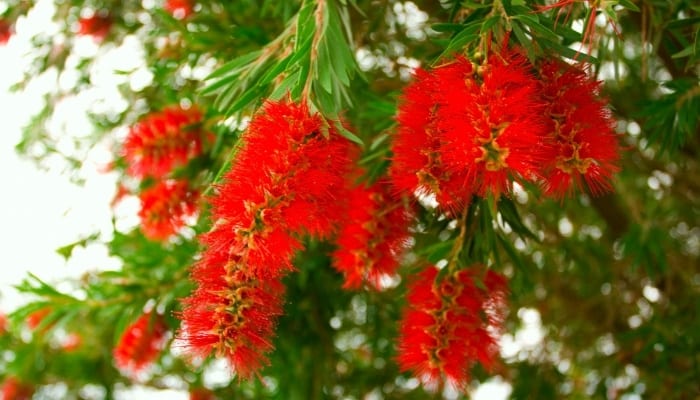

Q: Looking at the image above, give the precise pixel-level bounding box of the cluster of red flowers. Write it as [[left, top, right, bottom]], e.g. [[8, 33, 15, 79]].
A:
[[397, 266, 508, 390], [164, 0, 195, 19], [538, 59, 620, 196], [124, 106, 205, 179], [113, 312, 168, 376], [178, 100, 355, 379], [138, 179, 199, 241], [332, 181, 412, 289], [391, 46, 619, 210], [77, 12, 112, 40], [122, 105, 206, 240], [0, 377, 34, 400]]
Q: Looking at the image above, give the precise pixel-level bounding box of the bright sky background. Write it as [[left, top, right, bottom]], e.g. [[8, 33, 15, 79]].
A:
[[0, 2, 534, 398], [0, 16, 119, 314]]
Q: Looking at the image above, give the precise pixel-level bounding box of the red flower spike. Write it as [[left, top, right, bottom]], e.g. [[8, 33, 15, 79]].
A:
[[138, 179, 199, 241], [77, 14, 112, 40], [397, 265, 508, 392], [538, 59, 620, 197], [179, 270, 285, 381], [113, 312, 168, 376], [0, 20, 13, 45], [123, 106, 205, 179], [205, 100, 355, 279], [165, 0, 195, 19], [0, 377, 34, 400], [437, 50, 551, 199], [333, 182, 412, 290], [390, 67, 470, 212], [178, 100, 356, 380]]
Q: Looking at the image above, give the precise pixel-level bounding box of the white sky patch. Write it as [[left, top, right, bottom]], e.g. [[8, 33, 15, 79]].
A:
[[0, 0, 124, 313]]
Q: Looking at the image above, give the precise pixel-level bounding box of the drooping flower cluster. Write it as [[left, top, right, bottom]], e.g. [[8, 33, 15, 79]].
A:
[[123, 105, 207, 240], [538, 59, 620, 197], [165, 0, 195, 19], [113, 312, 168, 376], [333, 181, 412, 289], [178, 100, 354, 379], [397, 265, 508, 390], [438, 52, 551, 198], [391, 46, 619, 209], [124, 106, 205, 179], [138, 179, 198, 240], [77, 13, 112, 40], [391, 48, 550, 211], [390, 67, 462, 210]]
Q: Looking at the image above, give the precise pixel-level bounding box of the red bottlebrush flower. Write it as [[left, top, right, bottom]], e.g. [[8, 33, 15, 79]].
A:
[[390, 67, 469, 212], [165, 0, 195, 19], [138, 179, 198, 241], [392, 48, 551, 210], [0, 377, 34, 400], [0, 20, 13, 45], [77, 13, 112, 40], [189, 387, 216, 400], [113, 312, 168, 376], [123, 106, 205, 179], [437, 50, 551, 199], [538, 59, 619, 197], [333, 181, 412, 290], [205, 100, 355, 279], [178, 100, 356, 380], [179, 271, 285, 380], [396, 265, 508, 392]]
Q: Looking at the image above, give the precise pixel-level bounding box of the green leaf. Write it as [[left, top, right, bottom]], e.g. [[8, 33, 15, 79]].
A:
[[439, 20, 482, 59], [498, 197, 537, 240], [672, 46, 694, 59], [431, 23, 466, 33], [55, 233, 99, 261], [270, 70, 301, 99], [335, 122, 364, 145], [224, 86, 264, 115], [200, 72, 241, 96], [539, 38, 599, 63], [418, 239, 454, 263], [258, 55, 292, 86], [512, 23, 535, 62], [205, 50, 262, 81], [617, 0, 640, 12], [666, 17, 700, 30], [514, 14, 559, 42]]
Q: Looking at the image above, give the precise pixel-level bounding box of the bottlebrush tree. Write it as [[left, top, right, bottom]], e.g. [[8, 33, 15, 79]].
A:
[[1, 0, 699, 399]]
